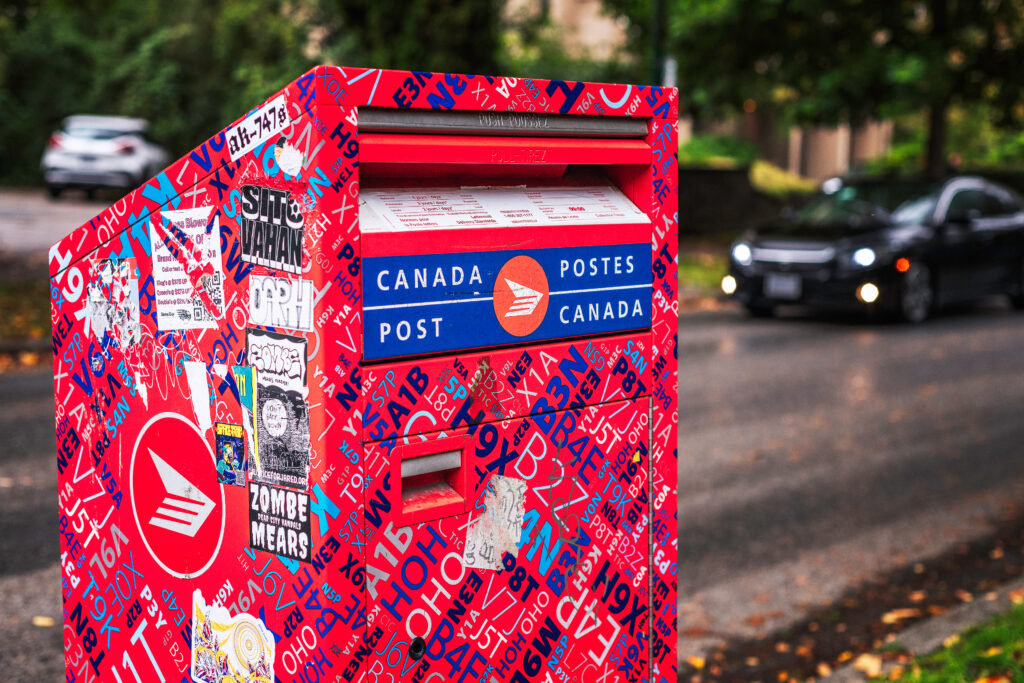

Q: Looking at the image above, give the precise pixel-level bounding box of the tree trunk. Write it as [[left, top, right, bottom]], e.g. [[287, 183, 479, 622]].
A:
[[925, 100, 948, 180]]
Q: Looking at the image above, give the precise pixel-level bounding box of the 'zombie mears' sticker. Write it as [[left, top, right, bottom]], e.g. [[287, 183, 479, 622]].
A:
[[248, 482, 312, 563], [239, 185, 304, 274]]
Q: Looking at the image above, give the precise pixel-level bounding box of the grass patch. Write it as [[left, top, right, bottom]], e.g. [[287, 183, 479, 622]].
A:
[[678, 250, 728, 296], [873, 604, 1024, 682]]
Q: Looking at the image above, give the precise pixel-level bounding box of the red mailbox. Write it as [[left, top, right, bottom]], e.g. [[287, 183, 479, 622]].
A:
[[49, 67, 679, 683]]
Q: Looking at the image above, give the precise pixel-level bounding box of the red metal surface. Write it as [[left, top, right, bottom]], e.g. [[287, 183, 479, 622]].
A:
[[50, 67, 679, 683]]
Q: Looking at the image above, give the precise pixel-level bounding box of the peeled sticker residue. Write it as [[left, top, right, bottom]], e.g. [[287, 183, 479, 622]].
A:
[[83, 258, 140, 347], [274, 141, 304, 177], [463, 474, 527, 570]]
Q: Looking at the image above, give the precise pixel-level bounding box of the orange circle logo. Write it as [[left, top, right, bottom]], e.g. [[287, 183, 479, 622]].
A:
[[493, 255, 549, 337]]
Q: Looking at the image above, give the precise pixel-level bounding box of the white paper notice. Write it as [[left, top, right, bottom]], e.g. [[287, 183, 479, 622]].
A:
[[150, 206, 224, 330], [360, 184, 649, 233]]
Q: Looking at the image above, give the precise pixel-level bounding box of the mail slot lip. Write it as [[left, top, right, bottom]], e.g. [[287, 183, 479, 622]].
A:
[[358, 107, 651, 138], [359, 133, 651, 166]]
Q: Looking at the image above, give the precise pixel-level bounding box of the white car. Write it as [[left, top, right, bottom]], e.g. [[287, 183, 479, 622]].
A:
[[41, 115, 169, 199]]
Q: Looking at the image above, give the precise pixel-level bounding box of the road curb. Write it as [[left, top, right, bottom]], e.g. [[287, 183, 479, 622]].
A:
[[823, 575, 1024, 682]]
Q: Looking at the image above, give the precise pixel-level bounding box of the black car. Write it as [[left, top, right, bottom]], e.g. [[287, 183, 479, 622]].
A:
[[722, 176, 1024, 322]]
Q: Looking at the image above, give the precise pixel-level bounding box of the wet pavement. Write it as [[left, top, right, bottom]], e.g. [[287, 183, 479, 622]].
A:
[[677, 303, 1024, 663]]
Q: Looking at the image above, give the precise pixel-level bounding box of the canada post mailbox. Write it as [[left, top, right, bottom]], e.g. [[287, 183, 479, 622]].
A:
[[49, 67, 679, 683]]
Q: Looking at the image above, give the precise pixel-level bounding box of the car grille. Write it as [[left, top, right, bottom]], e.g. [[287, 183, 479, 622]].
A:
[[752, 245, 835, 265]]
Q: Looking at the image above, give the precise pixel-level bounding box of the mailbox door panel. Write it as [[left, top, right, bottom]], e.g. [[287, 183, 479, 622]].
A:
[[362, 398, 651, 683], [361, 333, 654, 442]]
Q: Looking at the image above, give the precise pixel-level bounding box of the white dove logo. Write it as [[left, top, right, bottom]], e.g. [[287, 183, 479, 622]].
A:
[[503, 278, 544, 317], [148, 449, 215, 537]]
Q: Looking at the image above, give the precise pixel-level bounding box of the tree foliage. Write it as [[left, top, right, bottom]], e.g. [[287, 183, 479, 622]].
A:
[[0, 0, 507, 184], [603, 0, 1024, 175]]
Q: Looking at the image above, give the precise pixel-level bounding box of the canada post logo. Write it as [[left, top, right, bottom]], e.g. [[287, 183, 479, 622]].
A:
[[130, 413, 225, 579], [493, 255, 549, 336]]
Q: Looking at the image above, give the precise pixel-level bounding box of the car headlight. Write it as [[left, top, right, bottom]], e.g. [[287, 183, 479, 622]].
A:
[[852, 247, 876, 267], [840, 246, 889, 269], [732, 242, 753, 266]]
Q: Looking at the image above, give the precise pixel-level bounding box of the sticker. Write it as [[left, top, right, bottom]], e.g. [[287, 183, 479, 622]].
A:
[[232, 366, 260, 478], [249, 275, 314, 331], [247, 329, 309, 489], [246, 328, 307, 393], [274, 140, 304, 176], [184, 361, 212, 435], [253, 385, 310, 489], [84, 258, 140, 346], [191, 589, 275, 683], [463, 474, 527, 570], [248, 482, 312, 563], [215, 422, 247, 487], [150, 206, 224, 330], [227, 94, 289, 161], [239, 185, 304, 274]]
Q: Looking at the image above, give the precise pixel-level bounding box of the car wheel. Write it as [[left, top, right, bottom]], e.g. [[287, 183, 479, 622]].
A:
[[47, 186, 62, 200], [745, 303, 774, 318], [899, 262, 933, 323]]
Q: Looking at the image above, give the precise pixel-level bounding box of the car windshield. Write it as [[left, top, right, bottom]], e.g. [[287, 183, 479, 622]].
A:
[[793, 189, 890, 226], [891, 193, 939, 225], [64, 128, 131, 140]]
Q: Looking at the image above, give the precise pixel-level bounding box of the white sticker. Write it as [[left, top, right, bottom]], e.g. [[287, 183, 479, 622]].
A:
[[227, 95, 289, 161], [191, 589, 274, 683], [248, 275, 314, 331], [150, 206, 224, 330], [464, 474, 527, 570]]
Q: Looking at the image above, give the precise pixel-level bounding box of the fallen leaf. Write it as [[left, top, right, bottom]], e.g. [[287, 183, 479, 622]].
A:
[[943, 634, 961, 649], [990, 547, 1005, 559], [1009, 588, 1024, 605], [775, 642, 790, 653], [882, 608, 922, 624], [746, 657, 760, 666], [685, 656, 705, 670], [981, 646, 1003, 657], [796, 645, 813, 658], [853, 653, 883, 677], [908, 590, 926, 603], [681, 626, 712, 637], [837, 651, 853, 663], [973, 677, 1010, 683], [889, 665, 904, 680], [956, 589, 974, 602], [985, 592, 999, 601], [777, 672, 789, 682], [816, 663, 832, 677], [31, 616, 54, 627]]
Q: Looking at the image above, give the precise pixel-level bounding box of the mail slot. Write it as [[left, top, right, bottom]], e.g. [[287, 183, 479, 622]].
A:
[[49, 67, 679, 683]]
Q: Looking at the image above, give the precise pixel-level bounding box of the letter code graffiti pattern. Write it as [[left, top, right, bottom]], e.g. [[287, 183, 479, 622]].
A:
[[50, 67, 678, 683]]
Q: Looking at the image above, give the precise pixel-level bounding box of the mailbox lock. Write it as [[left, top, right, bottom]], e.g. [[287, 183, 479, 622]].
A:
[[409, 636, 426, 661]]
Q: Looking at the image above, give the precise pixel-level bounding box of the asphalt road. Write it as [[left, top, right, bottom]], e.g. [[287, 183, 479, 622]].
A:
[[677, 303, 1024, 661], [3, 190, 1024, 677]]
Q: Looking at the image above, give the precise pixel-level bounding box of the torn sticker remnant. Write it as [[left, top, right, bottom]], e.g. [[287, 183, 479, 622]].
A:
[[464, 474, 527, 570]]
